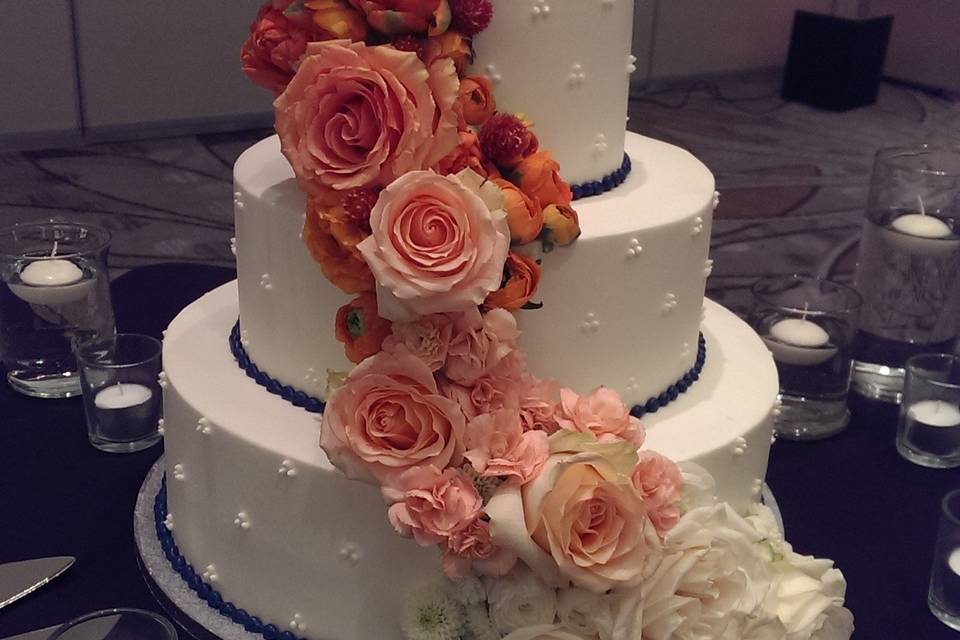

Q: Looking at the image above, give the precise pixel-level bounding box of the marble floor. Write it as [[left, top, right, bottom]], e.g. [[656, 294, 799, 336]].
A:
[[1, 72, 958, 316]]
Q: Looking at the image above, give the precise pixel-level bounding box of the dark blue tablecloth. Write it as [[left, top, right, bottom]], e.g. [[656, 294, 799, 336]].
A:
[[0, 263, 957, 639]]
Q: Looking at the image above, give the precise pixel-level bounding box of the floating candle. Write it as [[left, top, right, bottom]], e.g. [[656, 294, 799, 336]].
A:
[[19, 258, 83, 286], [94, 383, 153, 410], [949, 548, 960, 576], [907, 400, 960, 428], [890, 214, 952, 239], [769, 317, 830, 348]]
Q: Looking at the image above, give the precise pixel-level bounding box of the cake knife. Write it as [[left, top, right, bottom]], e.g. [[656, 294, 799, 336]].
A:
[[0, 556, 75, 611]]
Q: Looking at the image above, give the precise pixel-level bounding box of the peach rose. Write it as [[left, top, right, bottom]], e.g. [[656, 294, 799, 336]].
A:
[[386, 465, 481, 545], [423, 30, 473, 75], [555, 387, 644, 445], [513, 151, 572, 206], [275, 40, 459, 201], [335, 293, 392, 363], [382, 313, 454, 371], [241, 0, 314, 95], [443, 518, 518, 579], [485, 252, 542, 312], [541, 204, 581, 247], [631, 451, 684, 536], [495, 179, 543, 244], [357, 169, 510, 321], [319, 351, 466, 484], [349, 0, 451, 35], [302, 198, 375, 293], [457, 75, 496, 126], [486, 453, 662, 593], [465, 409, 549, 485], [445, 307, 520, 385], [518, 375, 561, 434], [304, 0, 368, 40]]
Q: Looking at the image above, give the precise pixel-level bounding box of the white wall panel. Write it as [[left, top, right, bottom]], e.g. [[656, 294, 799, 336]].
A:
[[0, 1, 79, 137], [75, 0, 272, 131]]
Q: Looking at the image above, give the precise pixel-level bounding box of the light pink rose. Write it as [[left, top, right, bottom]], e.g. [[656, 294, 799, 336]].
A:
[[519, 375, 561, 434], [465, 409, 549, 485], [386, 466, 482, 546], [240, 0, 314, 95], [382, 313, 455, 371], [446, 307, 520, 385], [274, 40, 459, 200], [442, 518, 518, 579], [486, 454, 662, 593], [555, 387, 644, 446], [631, 451, 684, 537], [319, 352, 465, 484], [358, 169, 510, 320]]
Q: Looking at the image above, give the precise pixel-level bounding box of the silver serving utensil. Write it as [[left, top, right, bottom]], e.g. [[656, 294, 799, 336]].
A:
[[0, 556, 75, 611]]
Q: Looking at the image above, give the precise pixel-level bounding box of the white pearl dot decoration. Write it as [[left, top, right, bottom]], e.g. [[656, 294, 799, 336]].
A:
[[681, 342, 691, 357], [626, 237, 643, 259], [234, 511, 251, 530], [229, 237, 237, 257], [240, 329, 250, 348], [531, 0, 551, 18], [164, 513, 174, 531], [173, 464, 186, 481], [601, 0, 616, 8], [485, 64, 502, 84], [691, 216, 704, 237], [626, 54, 637, 74], [661, 293, 678, 315], [234, 191, 245, 211], [703, 259, 715, 278], [196, 417, 213, 435], [625, 377, 640, 393], [259, 273, 273, 291], [339, 542, 362, 565], [290, 614, 308, 633], [581, 313, 601, 334], [568, 63, 586, 88], [751, 478, 764, 497], [157, 371, 168, 389], [713, 190, 721, 209], [732, 436, 747, 456], [202, 564, 219, 583], [156, 418, 165, 436], [278, 459, 298, 478], [592, 133, 609, 156]]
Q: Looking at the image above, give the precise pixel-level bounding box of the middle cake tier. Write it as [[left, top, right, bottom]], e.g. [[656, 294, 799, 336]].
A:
[[235, 131, 715, 406]]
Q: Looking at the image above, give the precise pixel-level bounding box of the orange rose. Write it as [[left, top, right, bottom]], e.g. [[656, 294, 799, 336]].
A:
[[457, 75, 496, 126], [512, 151, 572, 207], [303, 198, 375, 294], [423, 31, 472, 75], [305, 0, 368, 40], [485, 252, 542, 311], [494, 178, 543, 245], [335, 293, 392, 363], [541, 203, 581, 247]]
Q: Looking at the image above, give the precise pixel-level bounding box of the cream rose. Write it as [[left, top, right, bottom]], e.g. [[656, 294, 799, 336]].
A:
[[357, 169, 510, 321], [486, 566, 558, 636]]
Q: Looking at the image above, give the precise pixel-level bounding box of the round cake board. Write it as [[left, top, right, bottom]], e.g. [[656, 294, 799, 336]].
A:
[[134, 457, 784, 640]]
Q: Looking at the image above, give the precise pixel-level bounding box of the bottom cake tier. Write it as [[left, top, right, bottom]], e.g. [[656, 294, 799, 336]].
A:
[[161, 281, 778, 640]]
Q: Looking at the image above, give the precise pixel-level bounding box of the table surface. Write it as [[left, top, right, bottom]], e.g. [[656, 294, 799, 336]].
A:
[[1, 263, 958, 640]]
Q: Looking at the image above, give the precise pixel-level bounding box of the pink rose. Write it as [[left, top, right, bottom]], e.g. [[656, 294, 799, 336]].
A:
[[442, 518, 518, 579], [555, 387, 644, 445], [386, 466, 482, 546], [518, 375, 561, 434], [382, 313, 455, 371], [465, 409, 549, 485], [442, 368, 521, 420], [240, 1, 314, 95], [358, 169, 510, 320], [631, 451, 684, 536], [274, 40, 459, 200], [319, 351, 465, 484], [486, 454, 662, 593], [445, 307, 520, 385]]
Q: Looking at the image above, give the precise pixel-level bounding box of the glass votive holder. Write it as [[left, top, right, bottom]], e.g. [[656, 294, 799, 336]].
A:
[[896, 353, 960, 469], [852, 145, 960, 404], [750, 275, 862, 440], [928, 489, 960, 631], [51, 608, 177, 640], [0, 222, 115, 398], [76, 333, 163, 453]]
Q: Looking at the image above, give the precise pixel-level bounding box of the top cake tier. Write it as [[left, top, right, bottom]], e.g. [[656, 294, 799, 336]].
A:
[[470, 0, 636, 185]]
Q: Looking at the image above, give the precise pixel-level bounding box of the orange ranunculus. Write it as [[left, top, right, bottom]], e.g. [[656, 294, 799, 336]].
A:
[[423, 30, 472, 75], [512, 151, 572, 207], [493, 178, 543, 245], [485, 252, 542, 311], [541, 203, 581, 247], [303, 198, 375, 294], [457, 75, 496, 126], [335, 293, 392, 363], [349, 0, 451, 35], [306, 0, 369, 41], [435, 131, 493, 177]]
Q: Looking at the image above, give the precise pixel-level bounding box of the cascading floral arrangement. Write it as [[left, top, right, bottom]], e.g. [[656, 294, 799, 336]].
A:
[[240, 3, 854, 639]]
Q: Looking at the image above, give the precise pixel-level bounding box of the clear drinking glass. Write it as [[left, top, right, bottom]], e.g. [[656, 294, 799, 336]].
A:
[[896, 353, 960, 469], [750, 275, 862, 440], [929, 489, 960, 631], [51, 608, 177, 640], [76, 333, 163, 453], [0, 222, 115, 398], [852, 146, 960, 403]]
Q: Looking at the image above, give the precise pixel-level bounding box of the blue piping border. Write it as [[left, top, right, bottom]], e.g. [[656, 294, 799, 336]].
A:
[[154, 479, 307, 640], [571, 153, 632, 201], [629, 333, 706, 419]]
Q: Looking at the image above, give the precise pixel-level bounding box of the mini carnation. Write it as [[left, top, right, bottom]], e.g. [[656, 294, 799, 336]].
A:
[[450, 0, 494, 36], [480, 113, 539, 170], [401, 581, 466, 640]]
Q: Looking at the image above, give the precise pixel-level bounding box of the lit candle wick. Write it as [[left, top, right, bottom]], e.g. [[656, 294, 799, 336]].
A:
[[50, 240, 58, 258], [917, 195, 926, 216]]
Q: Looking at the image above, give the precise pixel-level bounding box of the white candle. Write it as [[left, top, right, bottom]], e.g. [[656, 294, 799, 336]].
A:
[[94, 383, 153, 410], [19, 259, 83, 286], [890, 214, 952, 239], [949, 548, 960, 576], [907, 400, 960, 427], [762, 317, 838, 366]]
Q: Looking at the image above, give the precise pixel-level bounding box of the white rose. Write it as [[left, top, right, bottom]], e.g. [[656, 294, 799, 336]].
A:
[[676, 461, 717, 512], [556, 587, 615, 639], [487, 565, 558, 636], [501, 625, 589, 640], [717, 612, 789, 640], [763, 552, 852, 640]]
